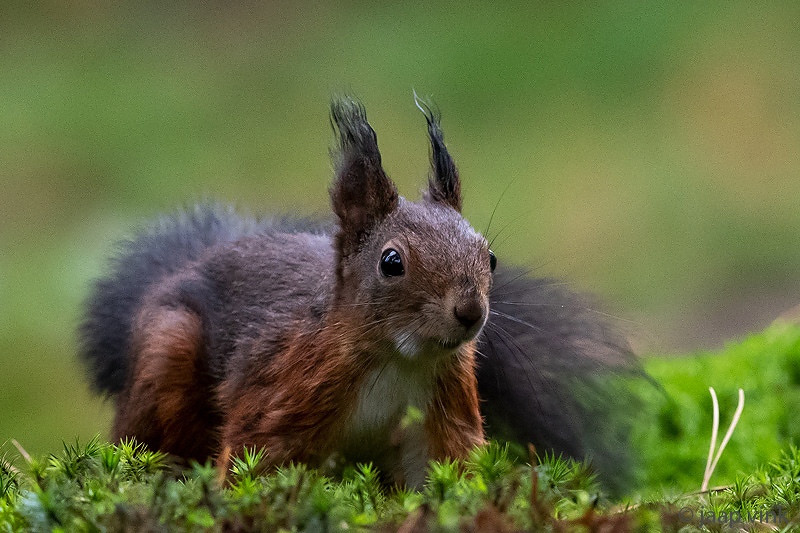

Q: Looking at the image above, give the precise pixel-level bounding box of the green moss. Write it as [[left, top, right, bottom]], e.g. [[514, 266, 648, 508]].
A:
[[3, 325, 800, 529], [633, 322, 800, 492], [2, 436, 797, 530]]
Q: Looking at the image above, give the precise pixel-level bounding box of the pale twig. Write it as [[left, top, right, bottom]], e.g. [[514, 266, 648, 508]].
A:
[[11, 439, 32, 464], [701, 388, 745, 492], [702, 387, 720, 493]]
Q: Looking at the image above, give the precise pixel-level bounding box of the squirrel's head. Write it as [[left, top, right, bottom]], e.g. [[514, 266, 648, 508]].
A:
[[329, 97, 495, 361]]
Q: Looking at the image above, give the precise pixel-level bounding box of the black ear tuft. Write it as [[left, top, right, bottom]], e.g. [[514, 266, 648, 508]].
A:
[[329, 97, 399, 255], [415, 94, 462, 212], [330, 97, 380, 164]]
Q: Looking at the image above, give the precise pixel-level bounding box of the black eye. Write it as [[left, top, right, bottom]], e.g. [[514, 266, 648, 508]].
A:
[[489, 250, 497, 272], [380, 248, 404, 277]]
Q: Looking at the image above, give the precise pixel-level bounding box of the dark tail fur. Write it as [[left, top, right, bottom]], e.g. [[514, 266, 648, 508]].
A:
[[80, 205, 266, 395], [480, 267, 643, 493]]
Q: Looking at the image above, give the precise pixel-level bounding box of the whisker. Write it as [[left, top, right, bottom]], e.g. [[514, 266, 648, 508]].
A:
[[483, 177, 517, 238], [396, 319, 428, 354], [338, 299, 394, 308], [489, 268, 549, 294], [324, 316, 396, 346], [365, 355, 393, 399], [490, 283, 572, 302], [492, 300, 571, 309], [479, 334, 504, 392], [581, 308, 641, 325], [490, 320, 572, 402], [492, 300, 640, 326], [487, 211, 527, 251], [489, 309, 545, 334], [482, 322, 545, 411]]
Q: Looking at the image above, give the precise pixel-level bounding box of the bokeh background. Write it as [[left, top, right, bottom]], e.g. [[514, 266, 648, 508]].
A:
[[2, 2, 799, 458]]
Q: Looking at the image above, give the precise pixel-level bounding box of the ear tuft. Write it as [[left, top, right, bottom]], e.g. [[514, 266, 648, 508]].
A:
[[330, 97, 380, 164], [415, 93, 462, 212], [329, 97, 399, 255]]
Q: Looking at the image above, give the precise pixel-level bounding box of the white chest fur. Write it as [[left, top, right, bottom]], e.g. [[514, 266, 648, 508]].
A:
[[350, 360, 433, 434], [344, 359, 435, 488]]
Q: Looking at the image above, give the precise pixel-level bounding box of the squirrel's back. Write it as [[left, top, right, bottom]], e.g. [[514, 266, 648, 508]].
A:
[[197, 227, 336, 376], [80, 206, 328, 394]]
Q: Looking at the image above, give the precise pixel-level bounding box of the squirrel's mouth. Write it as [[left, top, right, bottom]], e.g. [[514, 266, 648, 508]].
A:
[[392, 331, 473, 359]]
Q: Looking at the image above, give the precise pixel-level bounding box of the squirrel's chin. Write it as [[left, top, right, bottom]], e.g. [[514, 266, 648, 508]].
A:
[[392, 332, 474, 360], [437, 338, 461, 349]]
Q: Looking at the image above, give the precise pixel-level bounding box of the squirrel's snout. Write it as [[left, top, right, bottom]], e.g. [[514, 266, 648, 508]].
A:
[[453, 298, 485, 330]]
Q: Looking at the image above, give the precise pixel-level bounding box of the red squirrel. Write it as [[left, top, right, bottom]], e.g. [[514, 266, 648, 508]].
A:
[[81, 97, 639, 490]]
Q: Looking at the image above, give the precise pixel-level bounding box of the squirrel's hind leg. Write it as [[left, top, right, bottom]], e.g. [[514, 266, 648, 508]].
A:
[[113, 303, 220, 461]]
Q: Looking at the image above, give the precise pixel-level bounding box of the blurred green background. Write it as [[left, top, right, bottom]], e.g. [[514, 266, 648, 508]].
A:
[[2, 2, 799, 458]]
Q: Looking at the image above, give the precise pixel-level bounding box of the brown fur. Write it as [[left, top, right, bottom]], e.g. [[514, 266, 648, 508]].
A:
[[114, 304, 219, 460], [217, 316, 372, 468], [425, 343, 485, 460]]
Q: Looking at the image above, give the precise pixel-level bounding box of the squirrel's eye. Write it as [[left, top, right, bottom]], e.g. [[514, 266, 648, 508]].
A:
[[489, 250, 497, 272], [380, 248, 404, 277]]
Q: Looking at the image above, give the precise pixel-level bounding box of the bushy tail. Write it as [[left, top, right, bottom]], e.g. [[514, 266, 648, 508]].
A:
[[80, 205, 265, 396], [479, 267, 645, 494]]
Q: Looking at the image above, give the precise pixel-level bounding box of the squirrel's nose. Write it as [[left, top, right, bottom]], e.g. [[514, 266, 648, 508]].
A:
[[454, 298, 484, 330]]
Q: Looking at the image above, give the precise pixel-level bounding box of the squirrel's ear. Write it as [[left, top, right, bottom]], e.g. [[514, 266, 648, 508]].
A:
[[329, 98, 399, 250], [416, 96, 462, 212]]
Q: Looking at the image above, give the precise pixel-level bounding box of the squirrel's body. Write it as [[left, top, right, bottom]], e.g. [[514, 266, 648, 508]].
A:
[[82, 98, 638, 490]]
